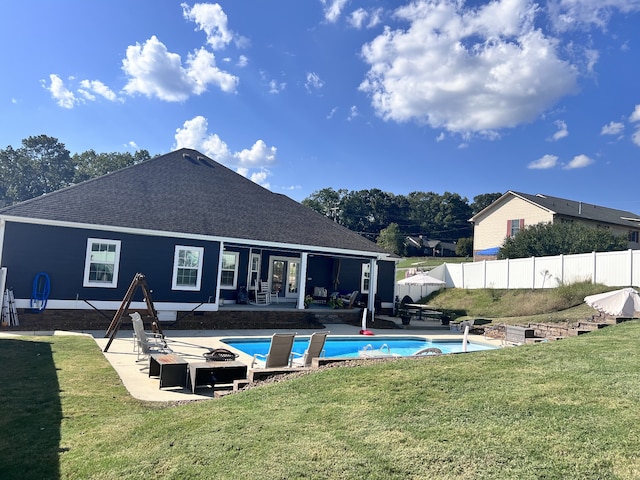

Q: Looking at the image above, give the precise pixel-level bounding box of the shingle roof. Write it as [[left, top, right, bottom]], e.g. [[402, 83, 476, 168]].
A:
[[0, 148, 391, 256], [511, 191, 640, 228]]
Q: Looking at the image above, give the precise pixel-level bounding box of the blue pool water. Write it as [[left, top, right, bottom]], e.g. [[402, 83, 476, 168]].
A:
[[221, 335, 497, 359]]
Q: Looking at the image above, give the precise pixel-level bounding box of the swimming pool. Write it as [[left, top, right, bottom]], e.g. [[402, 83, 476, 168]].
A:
[[221, 335, 497, 359]]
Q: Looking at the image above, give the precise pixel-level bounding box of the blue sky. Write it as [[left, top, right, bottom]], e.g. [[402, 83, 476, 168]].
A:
[[2, 0, 640, 212]]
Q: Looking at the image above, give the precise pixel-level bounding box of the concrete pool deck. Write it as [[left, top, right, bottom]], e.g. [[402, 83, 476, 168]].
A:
[[0, 318, 502, 402]]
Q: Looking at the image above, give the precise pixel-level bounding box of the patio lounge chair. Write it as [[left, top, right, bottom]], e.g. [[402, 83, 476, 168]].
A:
[[292, 331, 328, 367], [131, 312, 172, 361], [250, 333, 296, 368]]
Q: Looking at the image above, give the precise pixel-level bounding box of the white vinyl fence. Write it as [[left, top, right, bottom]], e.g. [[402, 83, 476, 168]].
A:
[[395, 283, 445, 303], [428, 249, 640, 290]]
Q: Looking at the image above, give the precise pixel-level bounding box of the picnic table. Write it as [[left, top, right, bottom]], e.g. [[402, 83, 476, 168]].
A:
[[403, 303, 444, 320]]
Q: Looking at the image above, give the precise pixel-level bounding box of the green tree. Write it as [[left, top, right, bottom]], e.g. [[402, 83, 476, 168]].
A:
[[405, 191, 472, 240], [377, 222, 405, 255], [456, 237, 473, 257], [0, 135, 73, 205], [340, 189, 407, 241], [301, 187, 346, 220], [72, 149, 151, 183], [470, 192, 503, 215], [499, 222, 628, 259]]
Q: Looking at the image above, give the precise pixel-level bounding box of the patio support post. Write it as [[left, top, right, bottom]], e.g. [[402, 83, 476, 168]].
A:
[[297, 253, 308, 309], [368, 259, 378, 317], [214, 242, 225, 310]]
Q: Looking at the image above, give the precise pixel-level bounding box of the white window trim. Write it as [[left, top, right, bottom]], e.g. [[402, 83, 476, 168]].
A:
[[83, 238, 121, 288], [220, 251, 240, 290], [172, 245, 204, 291], [249, 252, 261, 288], [361, 263, 371, 294]]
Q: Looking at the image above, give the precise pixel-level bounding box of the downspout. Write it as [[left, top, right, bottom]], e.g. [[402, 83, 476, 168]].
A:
[[297, 252, 308, 309]]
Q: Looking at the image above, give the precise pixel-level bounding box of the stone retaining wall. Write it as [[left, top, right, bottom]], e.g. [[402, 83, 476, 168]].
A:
[[2, 308, 364, 332]]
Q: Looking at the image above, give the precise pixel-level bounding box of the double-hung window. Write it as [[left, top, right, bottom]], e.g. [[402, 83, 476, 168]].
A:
[[508, 219, 524, 237], [172, 246, 204, 291], [83, 238, 121, 288], [221, 252, 239, 289]]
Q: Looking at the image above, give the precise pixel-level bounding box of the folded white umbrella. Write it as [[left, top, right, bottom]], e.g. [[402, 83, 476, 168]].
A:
[[397, 273, 445, 286], [584, 287, 640, 317]]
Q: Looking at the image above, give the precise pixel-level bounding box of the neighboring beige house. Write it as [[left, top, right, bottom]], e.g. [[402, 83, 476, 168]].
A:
[[470, 191, 640, 260]]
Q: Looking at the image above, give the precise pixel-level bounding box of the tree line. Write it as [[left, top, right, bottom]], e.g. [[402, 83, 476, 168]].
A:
[[302, 188, 503, 256], [9, 135, 622, 260], [0, 135, 151, 207]]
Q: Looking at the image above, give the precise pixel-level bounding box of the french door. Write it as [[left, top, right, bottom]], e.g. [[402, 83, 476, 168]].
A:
[[269, 256, 300, 301]]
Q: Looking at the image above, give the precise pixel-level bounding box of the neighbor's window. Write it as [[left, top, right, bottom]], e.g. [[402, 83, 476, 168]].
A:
[[508, 219, 524, 237], [172, 246, 204, 291], [83, 238, 121, 288], [361, 263, 371, 293], [221, 251, 239, 289], [629, 230, 639, 243]]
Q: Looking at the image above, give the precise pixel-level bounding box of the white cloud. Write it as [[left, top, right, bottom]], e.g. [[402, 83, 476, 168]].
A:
[[632, 128, 640, 147], [349, 7, 382, 29], [181, 2, 233, 50], [121, 36, 238, 101], [321, 0, 349, 23], [235, 139, 277, 167], [349, 8, 367, 28], [237, 55, 248, 67], [236, 167, 270, 188], [563, 154, 594, 169], [79, 79, 119, 102], [268, 79, 286, 94], [305, 72, 324, 92], [44, 74, 78, 109], [347, 105, 359, 121], [359, 0, 578, 136], [630, 104, 640, 123], [547, 0, 640, 32], [327, 107, 338, 119], [174, 116, 277, 186], [528, 154, 559, 169], [601, 121, 624, 136], [127, 141, 139, 149], [549, 120, 568, 141], [436, 132, 446, 142]]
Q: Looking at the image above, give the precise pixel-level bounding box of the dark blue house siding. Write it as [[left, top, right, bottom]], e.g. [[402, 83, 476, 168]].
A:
[[376, 260, 396, 302], [1, 221, 221, 303]]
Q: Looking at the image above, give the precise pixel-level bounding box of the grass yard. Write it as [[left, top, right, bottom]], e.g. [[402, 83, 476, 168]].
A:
[[422, 281, 615, 324], [1, 322, 640, 479]]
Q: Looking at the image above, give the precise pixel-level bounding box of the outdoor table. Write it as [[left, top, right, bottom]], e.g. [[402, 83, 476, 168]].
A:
[[149, 353, 188, 389], [404, 304, 443, 320], [188, 360, 248, 393]]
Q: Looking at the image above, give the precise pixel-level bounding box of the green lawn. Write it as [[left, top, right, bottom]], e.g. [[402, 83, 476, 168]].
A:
[[2, 323, 640, 479]]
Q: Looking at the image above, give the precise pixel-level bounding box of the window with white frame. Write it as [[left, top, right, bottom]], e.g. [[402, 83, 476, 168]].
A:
[[83, 238, 121, 288], [250, 253, 260, 288], [172, 245, 204, 291], [220, 251, 239, 289], [361, 263, 371, 293]]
